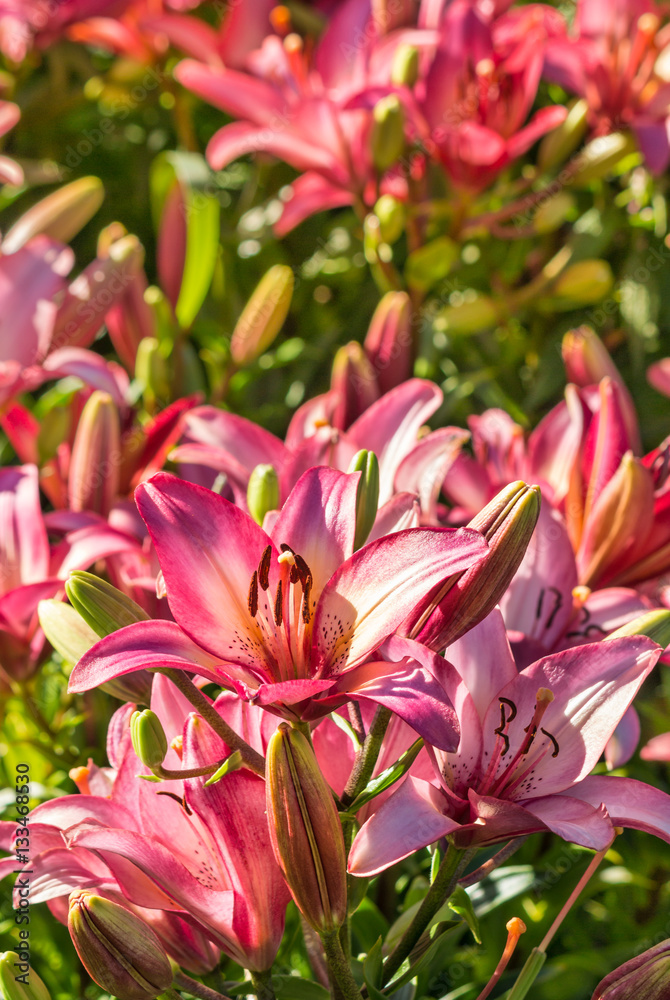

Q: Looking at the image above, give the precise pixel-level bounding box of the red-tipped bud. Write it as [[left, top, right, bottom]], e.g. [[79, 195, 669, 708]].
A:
[[266, 724, 347, 934], [68, 391, 121, 516], [364, 291, 412, 395], [330, 341, 379, 430]]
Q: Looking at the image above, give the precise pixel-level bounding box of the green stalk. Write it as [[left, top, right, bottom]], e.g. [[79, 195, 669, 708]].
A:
[[322, 931, 363, 1000], [250, 969, 277, 1000], [340, 707, 392, 807], [173, 973, 235, 1000]]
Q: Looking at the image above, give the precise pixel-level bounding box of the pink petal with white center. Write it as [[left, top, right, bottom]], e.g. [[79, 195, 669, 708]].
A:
[[284, 391, 339, 450], [521, 795, 613, 850], [252, 677, 339, 707], [279, 428, 356, 498], [314, 526, 487, 675], [26, 850, 116, 904], [368, 493, 420, 541], [274, 173, 354, 236], [135, 474, 276, 666], [447, 608, 518, 723], [604, 704, 640, 770], [51, 521, 139, 578], [348, 776, 459, 876], [270, 467, 358, 604], [68, 620, 231, 694], [563, 775, 670, 843], [563, 587, 651, 648], [347, 379, 444, 505], [42, 348, 129, 406], [395, 427, 469, 522]]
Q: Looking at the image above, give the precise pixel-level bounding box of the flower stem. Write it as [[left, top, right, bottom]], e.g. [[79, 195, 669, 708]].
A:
[[340, 706, 391, 807], [158, 669, 265, 776], [381, 843, 474, 986], [173, 972, 234, 1000], [458, 837, 529, 888], [322, 931, 363, 1000], [250, 969, 277, 1000]]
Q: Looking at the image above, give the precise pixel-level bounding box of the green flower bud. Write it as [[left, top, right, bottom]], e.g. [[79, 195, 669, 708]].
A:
[[373, 194, 406, 245], [532, 192, 576, 234], [550, 259, 614, 306], [607, 609, 670, 648], [247, 463, 279, 525], [371, 95, 406, 172], [130, 710, 168, 771], [405, 236, 459, 293], [2, 176, 104, 254], [537, 99, 588, 172], [348, 449, 380, 551], [391, 43, 419, 87], [592, 940, 670, 999], [68, 891, 173, 1000], [66, 571, 150, 638], [0, 952, 51, 1000], [231, 264, 294, 366], [135, 337, 169, 410], [569, 131, 637, 186], [435, 294, 499, 334], [38, 599, 100, 665], [266, 724, 347, 935]]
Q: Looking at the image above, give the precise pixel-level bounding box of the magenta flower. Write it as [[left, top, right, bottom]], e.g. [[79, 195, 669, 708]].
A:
[[349, 609, 668, 876], [544, 0, 670, 173], [70, 466, 488, 746]]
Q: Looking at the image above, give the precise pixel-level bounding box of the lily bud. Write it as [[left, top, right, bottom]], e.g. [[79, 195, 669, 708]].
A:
[[391, 43, 419, 87], [364, 290, 412, 395], [247, 464, 279, 525], [68, 891, 173, 1000], [348, 450, 380, 551], [68, 391, 121, 516], [435, 294, 499, 334], [266, 723, 347, 934], [532, 192, 576, 234], [607, 609, 670, 648], [371, 95, 406, 172], [330, 341, 379, 430], [130, 710, 168, 771], [537, 99, 588, 172], [2, 176, 104, 254], [66, 571, 151, 637], [135, 337, 169, 410], [408, 482, 541, 651], [373, 194, 406, 245], [231, 264, 294, 366], [405, 236, 459, 294], [552, 259, 613, 305], [592, 940, 670, 999], [562, 325, 620, 386], [569, 131, 637, 186], [0, 952, 51, 1000], [38, 599, 99, 664]]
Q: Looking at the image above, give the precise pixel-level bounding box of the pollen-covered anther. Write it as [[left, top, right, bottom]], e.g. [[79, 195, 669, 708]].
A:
[[248, 570, 259, 618]]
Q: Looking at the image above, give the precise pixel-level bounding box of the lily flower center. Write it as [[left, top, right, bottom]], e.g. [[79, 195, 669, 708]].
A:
[[479, 687, 560, 799]]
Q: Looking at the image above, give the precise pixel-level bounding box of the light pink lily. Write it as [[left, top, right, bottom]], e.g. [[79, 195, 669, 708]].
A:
[[349, 609, 667, 876], [69, 466, 489, 746], [543, 0, 670, 173]]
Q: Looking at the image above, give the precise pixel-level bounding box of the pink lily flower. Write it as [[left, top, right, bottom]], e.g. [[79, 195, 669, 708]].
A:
[[543, 0, 670, 173], [69, 466, 488, 746], [348, 609, 667, 876], [419, 1, 567, 192], [0, 0, 133, 61]]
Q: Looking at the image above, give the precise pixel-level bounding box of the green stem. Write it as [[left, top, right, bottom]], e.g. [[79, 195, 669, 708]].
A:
[[380, 844, 474, 987], [250, 969, 276, 1000], [322, 931, 363, 1000], [158, 669, 265, 776], [162, 989, 184, 1000], [504, 948, 547, 1000], [173, 973, 234, 1000], [458, 838, 529, 888], [340, 707, 391, 807]]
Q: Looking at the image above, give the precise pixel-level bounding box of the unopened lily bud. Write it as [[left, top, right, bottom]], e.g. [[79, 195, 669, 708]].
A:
[[0, 952, 51, 1000], [569, 131, 637, 186], [371, 94, 406, 172], [66, 571, 150, 637], [38, 599, 100, 664], [330, 341, 379, 430], [405, 236, 459, 293], [592, 940, 670, 999], [550, 259, 613, 305], [131, 710, 168, 771], [68, 391, 120, 516], [607, 610, 670, 648], [348, 450, 380, 551], [266, 723, 347, 934], [435, 294, 499, 334], [562, 325, 620, 386], [231, 264, 294, 366], [364, 290, 412, 394], [247, 464, 279, 525], [2, 176, 104, 254], [532, 191, 576, 234], [537, 99, 588, 172], [408, 481, 541, 650], [374, 193, 406, 245], [391, 43, 419, 87], [136, 337, 169, 409], [68, 891, 173, 1000]]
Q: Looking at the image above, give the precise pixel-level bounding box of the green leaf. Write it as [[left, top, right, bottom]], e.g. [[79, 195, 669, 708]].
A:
[[349, 739, 424, 812], [466, 865, 536, 917], [204, 751, 243, 785], [447, 886, 481, 944], [363, 937, 385, 1000], [271, 976, 331, 1000], [351, 897, 389, 953]]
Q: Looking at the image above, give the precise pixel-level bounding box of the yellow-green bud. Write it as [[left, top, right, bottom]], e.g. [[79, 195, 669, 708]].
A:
[[391, 43, 419, 87], [2, 176, 105, 254], [569, 131, 637, 186], [130, 710, 168, 771], [66, 571, 150, 637], [68, 891, 173, 1000], [348, 450, 380, 550], [231, 264, 294, 366], [435, 294, 499, 334], [371, 95, 406, 172], [550, 259, 613, 306], [38, 599, 100, 665], [266, 724, 347, 934], [405, 236, 459, 293], [0, 952, 51, 1000], [532, 191, 576, 234], [373, 193, 406, 245], [247, 463, 280, 525], [607, 609, 670, 648], [537, 99, 588, 173], [135, 337, 169, 410]]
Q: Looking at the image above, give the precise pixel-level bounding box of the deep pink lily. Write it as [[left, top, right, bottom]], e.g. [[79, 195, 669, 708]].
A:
[[544, 0, 670, 173], [349, 609, 666, 876], [70, 466, 488, 746]]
